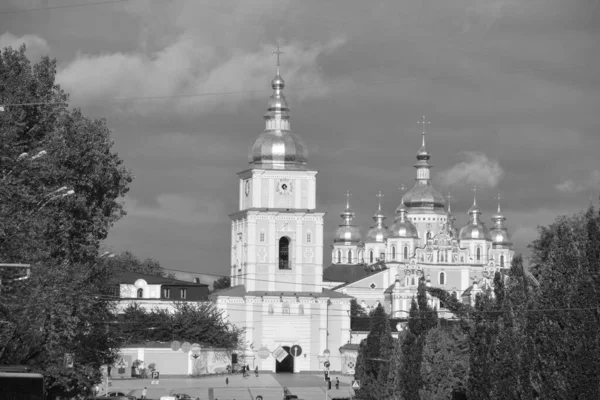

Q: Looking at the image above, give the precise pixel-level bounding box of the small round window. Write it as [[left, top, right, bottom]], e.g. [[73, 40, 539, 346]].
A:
[[370, 283, 377, 289]]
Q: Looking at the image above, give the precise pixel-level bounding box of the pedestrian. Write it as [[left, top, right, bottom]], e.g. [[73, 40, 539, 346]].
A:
[[141, 387, 147, 399], [227, 364, 231, 375], [226, 377, 229, 386], [255, 366, 258, 377], [335, 377, 339, 389]]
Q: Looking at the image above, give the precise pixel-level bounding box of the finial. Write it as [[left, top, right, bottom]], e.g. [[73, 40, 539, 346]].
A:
[[273, 44, 284, 73], [345, 190, 351, 210], [447, 192, 454, 213], [472, 186, 478, 206], [496, 193, 502, 213], [376, 190, 383, 211], [418, 116, 430, 147]]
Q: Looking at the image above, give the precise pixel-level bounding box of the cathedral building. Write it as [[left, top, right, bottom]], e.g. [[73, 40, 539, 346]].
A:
[[325, 131, 514, 316], [212, 53, 514, 373]]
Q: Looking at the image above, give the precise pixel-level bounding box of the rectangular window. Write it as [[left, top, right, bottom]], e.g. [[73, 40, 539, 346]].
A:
[[180, 288, 187, 299], [260, 232, 265, 242], [163, 288, 170, 299], [306, 232, 311, 243]]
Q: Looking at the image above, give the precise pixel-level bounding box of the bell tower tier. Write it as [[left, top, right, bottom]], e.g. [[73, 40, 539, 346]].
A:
[[230, 57, 325, 293]]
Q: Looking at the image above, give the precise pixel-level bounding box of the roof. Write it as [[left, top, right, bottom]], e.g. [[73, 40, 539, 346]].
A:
[[111, 271, 208, 287], [209, 285, 248, 299], [323, 264, 371, 283], [339, 343, 360, 351]]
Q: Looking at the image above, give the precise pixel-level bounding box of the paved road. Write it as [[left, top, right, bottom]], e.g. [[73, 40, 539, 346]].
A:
[[108, 373, 355, 400]]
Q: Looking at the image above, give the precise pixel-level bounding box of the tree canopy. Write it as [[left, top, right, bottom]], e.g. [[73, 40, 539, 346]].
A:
[[0, 44, 132, 398]]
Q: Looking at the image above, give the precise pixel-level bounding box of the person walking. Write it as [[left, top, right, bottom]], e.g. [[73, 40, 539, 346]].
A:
[[335, 377, 339, 390], [141, 387, 147, 399], [255, 366, 258, 377], [226, 377, 229, 386]]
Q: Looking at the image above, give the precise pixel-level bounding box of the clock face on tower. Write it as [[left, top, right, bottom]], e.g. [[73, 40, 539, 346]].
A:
[[276, 178, 293, 196], [244, 180, 250, 197]]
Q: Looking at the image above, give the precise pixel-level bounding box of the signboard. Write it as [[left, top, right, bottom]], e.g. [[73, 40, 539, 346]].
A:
[[151, 371, 160, 380], [191, 343, 201, 355], [257, 347, 271, 359], [347, 369, 355, 375], [181, 342, 191, 353], [272, 345, 289, 363], [352, 380, 361, 389], [290, 345, 302, 358], [324, 361, 330, 368], [170, 341, 181, 351], [256, 396, 263, 400], [151, 380, 159, 385], [323, 349, 330, 358]]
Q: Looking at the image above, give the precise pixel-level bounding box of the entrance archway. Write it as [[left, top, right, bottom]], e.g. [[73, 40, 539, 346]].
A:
[[275, 346, 294, 373]]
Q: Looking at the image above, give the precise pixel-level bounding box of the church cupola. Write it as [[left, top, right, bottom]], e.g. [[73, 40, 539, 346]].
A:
[[389, 198, 419, 239], [249, 46, 307, 169], [490, 195, 512, 247], [402, 117, 446, 210], [365, 191, 389, 244], [459, 190, 490, 241], [334, 191, 362, 244]]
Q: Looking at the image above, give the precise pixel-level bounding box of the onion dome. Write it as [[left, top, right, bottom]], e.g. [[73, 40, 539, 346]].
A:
[[249, 67, 307, 169], [402, 125, 446, 210], [459, 195, 490, 241], [389, 199, 419, 239], [334, 192, 362, 243], [365, 191, 389, 243], [489, 199, 512, 246]]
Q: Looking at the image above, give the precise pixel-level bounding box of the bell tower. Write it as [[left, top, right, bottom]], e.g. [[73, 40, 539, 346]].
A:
[[230, 47, 325, 292]]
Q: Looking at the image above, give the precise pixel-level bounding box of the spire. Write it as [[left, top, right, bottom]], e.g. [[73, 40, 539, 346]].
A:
[[264, 44, 290, 131], [447, 192, 454, 214], [414, 116, 433, 181], [417, 116, 431, 159], [273, 44, 284, 75], [341, 190, 355, 225], [373, 190, 386, 227], [492, 193, 506, 227], [490, 193, 511, 245], [468, 186, 482, 223]]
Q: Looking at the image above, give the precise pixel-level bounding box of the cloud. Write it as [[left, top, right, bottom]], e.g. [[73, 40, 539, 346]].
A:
[[0, 32, 50, 61], [56, 36, 346, 115], [437, 152, 504, 189], [555, 170, 600, 193], [124, 194, 225, 225]]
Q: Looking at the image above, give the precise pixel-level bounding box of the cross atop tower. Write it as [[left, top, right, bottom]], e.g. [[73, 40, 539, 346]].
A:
[[472, 186, 478, 205], [496, 193, 502, 213], [447, 192, 454, 212], [273, 44, 284, 67], [418, 116, 431, 147], [345, 190, 351, 209], [376, 190, 384, 211]]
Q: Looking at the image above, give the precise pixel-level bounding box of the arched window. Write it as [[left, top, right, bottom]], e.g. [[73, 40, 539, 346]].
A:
[[439, 272, 446, 285], [299, 304, 304, 315], [500, 255, 505, 268], [476, 247, 481, 261], [137, 288, 143, 298], [411, 276, 416, 286], [403, 246, 408, 260], [279, 237, 290, 269], [268, 304, 274, 314], [348, 250, 353, 264], [452, 291, 458, 299], [337, 250, 342, 264], [369, 250, 374, 264], [282, 303, 290, 314], [392, 246, 396, 260], [427, 231, 432, 240]]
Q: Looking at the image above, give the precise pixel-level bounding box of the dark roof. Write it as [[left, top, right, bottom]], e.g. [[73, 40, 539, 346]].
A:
[[111, 271, 208, 287], [209, 285, 353, 299], [339, 343, 360, 351], [323, 264, 370, 283]]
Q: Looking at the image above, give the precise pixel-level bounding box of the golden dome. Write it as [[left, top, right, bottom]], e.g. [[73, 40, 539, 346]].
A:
[[459, 198, 490, 240], [334, 192, 362, 243], [249, 71, 308, 169], [490, 202, 512, 246], [389, 201, 419, 239]]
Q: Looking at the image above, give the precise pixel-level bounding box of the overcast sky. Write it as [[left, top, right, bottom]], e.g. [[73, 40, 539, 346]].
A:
[[2, 0, 599, 275]]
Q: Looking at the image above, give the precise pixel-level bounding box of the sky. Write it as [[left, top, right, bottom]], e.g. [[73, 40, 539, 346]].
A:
[[1, 0, 599, 275]]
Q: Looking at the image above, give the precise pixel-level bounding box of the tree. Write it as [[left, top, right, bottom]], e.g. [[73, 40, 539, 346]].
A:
[[119, 302, 243, 349], [419, 325, 469, 400], [212, 276, 231, 291], [397, 279, 438, 400], [0, 44, 132, 398], [350, 298, 367, 318], [106, 251, 167, 277], [353, 304, 394, 400]]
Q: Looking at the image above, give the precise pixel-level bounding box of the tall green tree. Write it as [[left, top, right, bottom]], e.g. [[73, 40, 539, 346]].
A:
[[0, 44, 132, 398], [353, 304, 394, 400], [106, 251, 167, 277], [212, 276, 231, 292]]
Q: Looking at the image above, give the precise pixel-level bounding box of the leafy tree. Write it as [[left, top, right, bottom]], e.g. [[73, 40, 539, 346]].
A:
[[106, 251, 168, 277], [350, 298, 367, 318], [419, 325, 469, 400], [119, 302, 243, 349], [212, 276, 231, 291], [397, 279, 438, 400], [0, 44, 132, 398], [353, 304, 394, 400]]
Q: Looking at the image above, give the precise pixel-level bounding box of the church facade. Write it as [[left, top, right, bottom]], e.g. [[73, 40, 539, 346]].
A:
[[211, 64, 352, 373], [325, 132, 515, 317]]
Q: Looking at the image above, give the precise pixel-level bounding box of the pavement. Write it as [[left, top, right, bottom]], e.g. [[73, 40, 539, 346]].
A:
[[107, 373, 356, 400]]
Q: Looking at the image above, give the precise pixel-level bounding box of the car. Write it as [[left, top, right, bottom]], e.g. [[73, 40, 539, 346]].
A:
[[107, 392, 126, 397], [173, 394, 198, 400]]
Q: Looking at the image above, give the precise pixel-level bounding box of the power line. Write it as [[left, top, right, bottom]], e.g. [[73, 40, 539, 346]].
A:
[[0, 0, 127, 14]]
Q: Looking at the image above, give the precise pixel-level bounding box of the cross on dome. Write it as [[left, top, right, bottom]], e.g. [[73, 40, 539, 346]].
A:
[[418, 116, 431, 147], [345, 190, 351, 209], [447, 192, 454, 213], [273, 45, 284, 69], [376, 190, 384, 211], [472, 186, 478, 206]]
